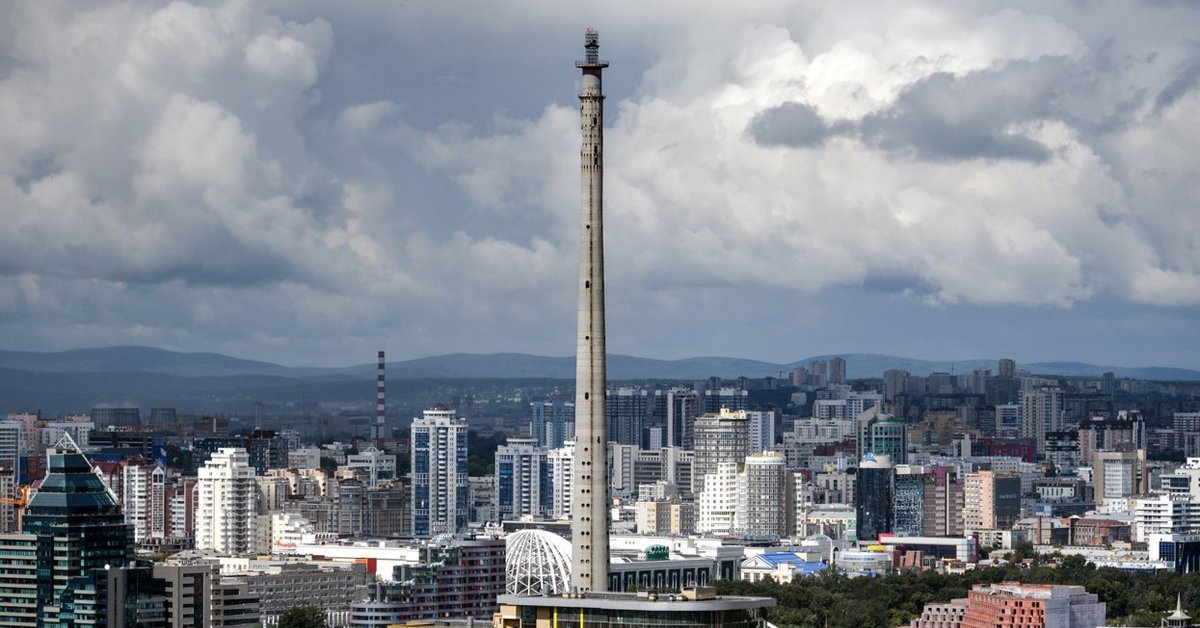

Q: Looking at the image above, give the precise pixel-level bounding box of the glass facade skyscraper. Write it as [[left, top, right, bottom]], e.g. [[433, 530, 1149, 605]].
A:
[[855, 453, 895, 542], [0, 434, 164, 627]]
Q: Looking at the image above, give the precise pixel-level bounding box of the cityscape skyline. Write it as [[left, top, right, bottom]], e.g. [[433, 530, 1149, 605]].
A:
[[3, 4, 1200, 626], [1, 2, 1198, 369]]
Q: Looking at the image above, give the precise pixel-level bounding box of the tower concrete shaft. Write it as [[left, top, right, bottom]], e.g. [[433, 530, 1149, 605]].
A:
[[374, 350, 386, 440], [570, 28, 609, 593]]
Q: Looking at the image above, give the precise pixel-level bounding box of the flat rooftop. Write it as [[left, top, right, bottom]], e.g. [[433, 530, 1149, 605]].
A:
[[497, 592, 776, 612]]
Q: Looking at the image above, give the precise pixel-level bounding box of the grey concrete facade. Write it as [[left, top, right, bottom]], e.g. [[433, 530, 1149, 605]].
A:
[[570, 28, 610, 593]]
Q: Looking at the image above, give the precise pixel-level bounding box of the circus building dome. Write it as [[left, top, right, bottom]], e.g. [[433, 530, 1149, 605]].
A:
[[505, 530, 572, 596]]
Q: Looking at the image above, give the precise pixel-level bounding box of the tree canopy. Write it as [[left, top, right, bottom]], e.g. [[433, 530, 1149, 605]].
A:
[[276, 606, 326, 628], [716, 561, 1200, 627]]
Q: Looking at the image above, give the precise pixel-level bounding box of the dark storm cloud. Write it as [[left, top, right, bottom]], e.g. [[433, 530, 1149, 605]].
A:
[[754, 54, 1161, 163], [853, 48, 1183, 163], [859, 67, 1055, 162], [748, 102, 833, 147]]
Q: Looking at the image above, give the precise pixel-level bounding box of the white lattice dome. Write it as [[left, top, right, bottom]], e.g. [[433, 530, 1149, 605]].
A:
[[505, 530, 572, 596]]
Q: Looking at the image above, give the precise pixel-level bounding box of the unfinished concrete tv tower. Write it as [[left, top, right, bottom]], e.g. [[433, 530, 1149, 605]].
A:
[[372, 350, 386, 440], [570, 27, 609, 593]]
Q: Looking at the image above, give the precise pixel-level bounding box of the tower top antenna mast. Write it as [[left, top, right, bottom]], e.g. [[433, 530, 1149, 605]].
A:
[[576, 29, 608, 69], [585, 28, 599, 63]]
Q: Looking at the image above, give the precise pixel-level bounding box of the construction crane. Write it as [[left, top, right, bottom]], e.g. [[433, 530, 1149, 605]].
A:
[[0, 485, 31, 532]]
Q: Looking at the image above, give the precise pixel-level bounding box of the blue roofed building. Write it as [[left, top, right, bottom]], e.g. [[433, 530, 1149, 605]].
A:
[[739, 552, 827, 583]]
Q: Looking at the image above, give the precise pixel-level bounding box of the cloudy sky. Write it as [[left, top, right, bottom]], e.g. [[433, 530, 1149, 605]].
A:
[[1, 1, 1198, 368]]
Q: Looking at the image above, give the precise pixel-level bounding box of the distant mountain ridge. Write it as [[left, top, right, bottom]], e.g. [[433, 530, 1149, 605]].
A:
[[0, 346, 327, 378], [0, 346, 1196, 381]]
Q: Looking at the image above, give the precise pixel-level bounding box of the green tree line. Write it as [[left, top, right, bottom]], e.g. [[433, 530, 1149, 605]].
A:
[[716, 556, 1200, 627]]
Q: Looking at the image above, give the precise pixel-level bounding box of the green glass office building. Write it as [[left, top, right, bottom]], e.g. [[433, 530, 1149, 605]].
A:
[[0, 435, 164, 627]]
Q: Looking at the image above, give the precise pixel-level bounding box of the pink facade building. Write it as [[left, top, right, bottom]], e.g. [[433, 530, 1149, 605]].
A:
[[909, 582, 1105, 628]]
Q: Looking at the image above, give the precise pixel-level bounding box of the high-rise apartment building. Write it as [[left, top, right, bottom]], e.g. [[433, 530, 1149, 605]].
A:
[[606, 387, 648, 447], [123, 461, 168, 543], [336, 478, 366, 537], [697, 462, 739, 536], [256, 476, 289, 517], [3, 413, 38, 454], [0, 463, 15, 533], [998, 358, 1016, 379], [546, 442, 574, 520], [829, 357, 847, 385], [969, 368, 991, 395], [963, 470, 1021, 531], [809, 361, 829, 388], [245, 429, 288, 475], [986, 377, 1021, 406], [692, 409, 751, 493], [848, 391, 883, 418], [410, 405, 469, 537], [928, 466, 964, 537], [167, 478, 198, 544], [1021, 387, 1064, 456], [736, 452, 791, 539], [703, 387, 749, 414], [987, 358, 1020, 407], [495, 438, 550, 521], [746, 410, 777, 453], [196, 448, 257, 554], [529, 401, 574, 448], [662, 387, 700, 450], [40, 418, 94, 451], [0, 422, 20, 494], [884, 369, 910, 403]]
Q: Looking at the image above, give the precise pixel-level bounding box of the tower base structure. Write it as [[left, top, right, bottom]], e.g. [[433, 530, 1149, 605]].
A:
[[493, 588, 775, 628]]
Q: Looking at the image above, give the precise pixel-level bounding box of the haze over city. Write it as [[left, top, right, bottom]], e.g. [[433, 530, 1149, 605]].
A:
[[2, 1, 1198, 368]]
